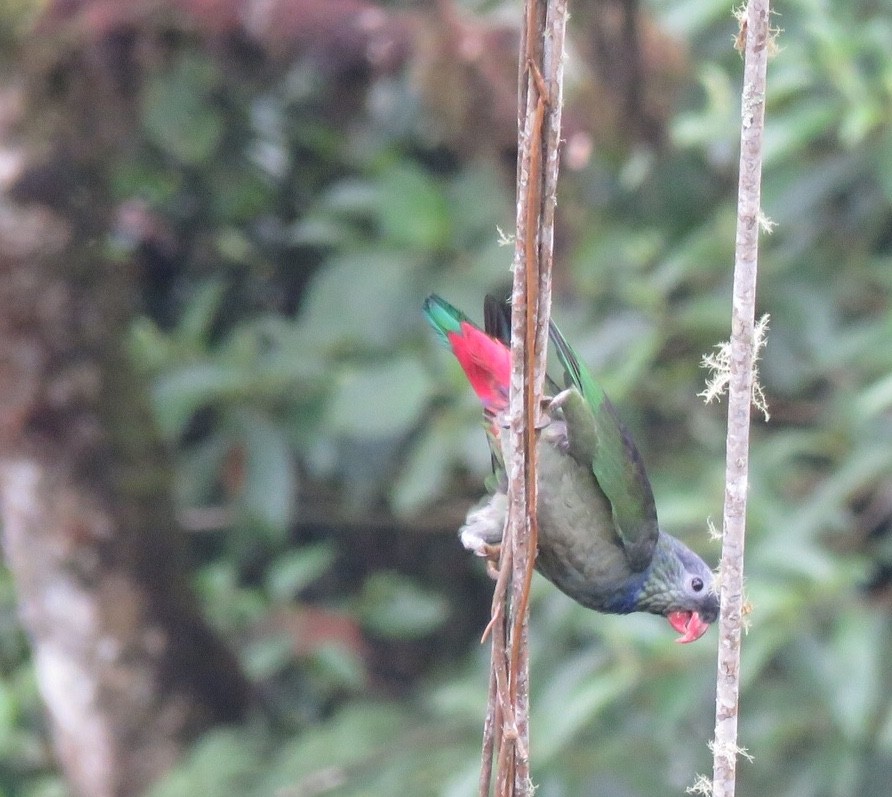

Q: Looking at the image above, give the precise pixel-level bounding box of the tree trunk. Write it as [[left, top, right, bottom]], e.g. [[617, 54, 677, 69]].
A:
[[0, 77, 252, 797]]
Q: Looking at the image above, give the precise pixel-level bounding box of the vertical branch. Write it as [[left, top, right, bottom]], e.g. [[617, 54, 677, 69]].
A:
[[478, 1, 568, 796], [712, 2, 770, 797]]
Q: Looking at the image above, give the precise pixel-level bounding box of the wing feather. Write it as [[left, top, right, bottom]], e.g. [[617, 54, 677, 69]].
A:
[[549, 322, 658, 571]]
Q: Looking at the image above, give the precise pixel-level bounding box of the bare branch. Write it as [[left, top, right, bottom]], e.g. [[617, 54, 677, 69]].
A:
[[479, 1, 568, 795], [712, 2, 771, 797]]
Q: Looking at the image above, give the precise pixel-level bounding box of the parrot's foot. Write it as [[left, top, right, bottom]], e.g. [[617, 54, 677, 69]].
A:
[[459, 493, 506, 572], [459, 526, 502, 556], [461, 529, 502, 579], [547, 388, 575, 413], [461, 533, 501, 579], [484, 544, 502, 580]]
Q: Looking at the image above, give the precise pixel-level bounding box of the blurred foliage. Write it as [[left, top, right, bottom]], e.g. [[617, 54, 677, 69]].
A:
[[2, 0, 892, 795]]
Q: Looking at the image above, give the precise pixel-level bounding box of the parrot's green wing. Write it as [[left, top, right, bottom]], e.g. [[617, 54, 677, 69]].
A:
[[549, 323, 659, 571]]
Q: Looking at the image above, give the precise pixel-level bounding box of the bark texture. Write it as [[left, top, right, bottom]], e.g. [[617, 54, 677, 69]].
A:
[[0, 49, 251, 797], [712, 2, 770, 796], [477, 1, 568, 794]]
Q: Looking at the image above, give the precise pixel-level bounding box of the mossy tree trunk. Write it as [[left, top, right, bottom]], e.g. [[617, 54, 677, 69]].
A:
[[0, 43, 253, 797]]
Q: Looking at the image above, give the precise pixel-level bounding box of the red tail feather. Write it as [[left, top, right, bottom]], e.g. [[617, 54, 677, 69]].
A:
[[447, 322, 511, 411]]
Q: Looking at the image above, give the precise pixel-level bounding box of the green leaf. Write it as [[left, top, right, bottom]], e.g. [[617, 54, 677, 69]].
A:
[[357, 572, 449, 638], [857, 372, 892, 417], [194, 563, 266, 631], [176, 279, 226, 350], [266, 544, 336, 601], [242, 634, 294, 680], [298, 250, 422, 351], [263, 703, 410, 791], [874, 128, 892, 204], [151, 362, 246, 437], [308, 642, 366, 691], [447, 161, 512, 246], [390, 412, 479, 515], [238, 413, 297, 535], [374, 164, 451, 249], [535, 657, 639, 762], [763, 100, 838, 165], [327, 357, 431, 439], [142, 55, 224, 164], [145, 729, 264, 797], [825, 608, 884, 742], [128, 317, 173, 373], [320, 177, 380, 217]]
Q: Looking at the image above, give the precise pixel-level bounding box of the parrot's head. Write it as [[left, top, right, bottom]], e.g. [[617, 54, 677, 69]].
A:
[[642, 535, 720, 643]]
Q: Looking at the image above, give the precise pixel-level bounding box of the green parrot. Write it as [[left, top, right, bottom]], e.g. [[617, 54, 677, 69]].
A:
[[423, 294, 719, 642]]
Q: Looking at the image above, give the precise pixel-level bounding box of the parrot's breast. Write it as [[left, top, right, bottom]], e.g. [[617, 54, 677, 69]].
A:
[[533, 435, 640, 612]]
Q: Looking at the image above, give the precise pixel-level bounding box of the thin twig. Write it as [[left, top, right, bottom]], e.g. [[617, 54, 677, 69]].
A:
[[479, 667, 497, 796], [712, 2, 771, 796]]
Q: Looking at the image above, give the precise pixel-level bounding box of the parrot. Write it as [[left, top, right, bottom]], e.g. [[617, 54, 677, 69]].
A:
[[423, 294, 719, 643]]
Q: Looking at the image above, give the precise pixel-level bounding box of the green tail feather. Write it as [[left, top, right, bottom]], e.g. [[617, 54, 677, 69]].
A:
[[422, 294, 470, 347]]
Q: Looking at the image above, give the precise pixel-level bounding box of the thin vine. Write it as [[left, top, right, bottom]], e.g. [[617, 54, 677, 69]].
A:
[[478, 1, 568, 795]]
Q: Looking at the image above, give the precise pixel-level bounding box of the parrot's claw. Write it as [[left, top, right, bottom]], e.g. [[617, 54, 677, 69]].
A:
[[460, 526, 501, 579], [459, 493, 507, 558], [547, 388, 575, 414], [484, 546, 502, 580]]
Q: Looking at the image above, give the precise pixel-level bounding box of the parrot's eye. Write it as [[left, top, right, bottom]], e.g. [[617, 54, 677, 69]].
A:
[[691, 577, 704, 593]]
